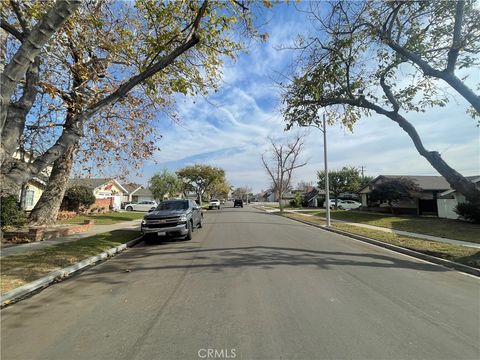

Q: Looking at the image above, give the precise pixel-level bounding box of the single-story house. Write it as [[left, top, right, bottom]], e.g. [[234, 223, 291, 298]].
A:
[[130, 187, 155, 203], [359, 175, 451, 216], [68, 178, 128, 210], [303, 187, 326, 207], [21, 174, 49, 211], [13, 150, 52, 211], [437, 176, 480, 219], [118, 182, 143, 203]]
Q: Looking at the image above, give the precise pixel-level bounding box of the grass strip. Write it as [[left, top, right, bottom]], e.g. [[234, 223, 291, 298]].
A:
[[282, 213, 480, 269], [60, 212, 145, 225], [295, 209, 480, 243], [1, 229, 140, 294]]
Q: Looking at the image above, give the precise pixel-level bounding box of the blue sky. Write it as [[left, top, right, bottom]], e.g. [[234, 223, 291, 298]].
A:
[[132, 2, 480, 193]]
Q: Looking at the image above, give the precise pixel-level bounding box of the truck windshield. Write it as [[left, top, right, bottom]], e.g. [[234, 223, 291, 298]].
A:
[[157, 201, 189, 210]]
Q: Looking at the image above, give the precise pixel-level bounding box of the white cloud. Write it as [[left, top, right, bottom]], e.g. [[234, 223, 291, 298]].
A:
[[132, 5, 479, 193]]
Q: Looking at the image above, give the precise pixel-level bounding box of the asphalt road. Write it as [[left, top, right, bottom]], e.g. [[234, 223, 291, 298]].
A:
[[2, 205, 479, 360]]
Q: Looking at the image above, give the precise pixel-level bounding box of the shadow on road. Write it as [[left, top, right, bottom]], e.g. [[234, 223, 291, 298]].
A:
[[77, 244, 448, 287]]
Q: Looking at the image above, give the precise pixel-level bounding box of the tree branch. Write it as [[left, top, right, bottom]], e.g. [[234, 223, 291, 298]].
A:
[[9, 0, 29, 33], [446, 0, 465, 73], [2, 3, 207, 192], [0, 18, 25, 41], [0, 0, 81, 136]]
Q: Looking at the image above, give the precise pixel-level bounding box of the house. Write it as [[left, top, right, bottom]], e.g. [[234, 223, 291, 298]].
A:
[[118, 182, 143, 203], [437, 176, 480, 219], [130, 187, 156, 203], [20, 174, 49, 211], [359, 175, 451, 216], [304, 187, 326, 207], [265, 191, 275, 202], [13, 150, 52, 211], [68, 178, 128, 210]]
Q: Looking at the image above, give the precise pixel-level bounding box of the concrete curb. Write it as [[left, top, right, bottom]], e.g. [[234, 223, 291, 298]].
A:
[[279, 213, 480, 277], [1, 236, 144, 307]]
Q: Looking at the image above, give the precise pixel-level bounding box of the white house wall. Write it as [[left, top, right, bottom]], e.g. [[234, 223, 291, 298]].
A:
[[437, 198, 459, 219]]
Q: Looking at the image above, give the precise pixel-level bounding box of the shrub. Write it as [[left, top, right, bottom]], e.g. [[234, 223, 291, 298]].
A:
[[62, 186, 96, 212], [294, 192, 302, 208], [1, 196, 27, 227], [455, 202, 480, 223]]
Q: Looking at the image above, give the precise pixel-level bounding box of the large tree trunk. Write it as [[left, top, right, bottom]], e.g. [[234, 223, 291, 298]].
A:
[[355, 98, 480, 207], [29, 142, 78, 225], [389, 112, 480, 207], [0, 0, 81, 135]]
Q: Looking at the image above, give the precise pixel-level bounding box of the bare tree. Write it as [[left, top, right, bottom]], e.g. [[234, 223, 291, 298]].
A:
[[261, 134, 307, 212]]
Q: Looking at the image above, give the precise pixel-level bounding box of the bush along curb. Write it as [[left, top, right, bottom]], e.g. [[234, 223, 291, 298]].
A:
[[1, 236, 144, 307], [280, 214, 480, 278]]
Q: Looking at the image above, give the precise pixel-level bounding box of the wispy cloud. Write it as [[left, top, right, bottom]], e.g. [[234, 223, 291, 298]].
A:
[[133, 3, 479, 192]]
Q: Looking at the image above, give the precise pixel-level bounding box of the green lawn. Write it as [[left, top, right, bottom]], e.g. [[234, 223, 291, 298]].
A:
[[282, 213, 480, 269], [332, 223, 480, 269], [60, 211, 145, 225], [1, 229, 140, 294], [298, 209, 480, 243]]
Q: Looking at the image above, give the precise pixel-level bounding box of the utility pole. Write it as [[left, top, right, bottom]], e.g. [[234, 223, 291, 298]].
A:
[[323, 113, 331, 227], [360, 166, 366, 178]]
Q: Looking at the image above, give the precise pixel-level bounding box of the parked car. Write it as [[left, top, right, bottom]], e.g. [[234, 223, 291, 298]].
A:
[[124, 200, 158, 212], [141, 199, 203, 242], [339, 200, 362, 210], [209, 199, 221, 210], [323, 199, 361, 210], [234, 199, 243, 208]]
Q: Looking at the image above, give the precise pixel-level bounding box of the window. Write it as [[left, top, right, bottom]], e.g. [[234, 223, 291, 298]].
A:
[[25, 189, 34, 207], [157, 200, 189, 210]]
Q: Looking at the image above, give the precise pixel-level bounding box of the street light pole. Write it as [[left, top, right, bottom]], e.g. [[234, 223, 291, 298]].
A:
[[323, 113, 331, 227]]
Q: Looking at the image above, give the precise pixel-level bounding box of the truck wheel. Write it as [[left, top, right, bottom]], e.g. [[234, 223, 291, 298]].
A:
[[185, 221, 193, 240], [143, 233, 156, 245], [126, 206, 133, 211]]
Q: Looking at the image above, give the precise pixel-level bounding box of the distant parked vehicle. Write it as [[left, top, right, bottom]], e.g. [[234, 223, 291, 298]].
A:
[[209, 199, 221, 210], [339, 200, 362, 210], [124, 201, 158, 212], [234, 199, 243, 208], [323, 199, 361, 210]]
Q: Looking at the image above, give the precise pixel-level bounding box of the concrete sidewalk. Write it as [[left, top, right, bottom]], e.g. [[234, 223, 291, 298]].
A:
[[0, 220, 142, 258], [259, 207, 480, 249]]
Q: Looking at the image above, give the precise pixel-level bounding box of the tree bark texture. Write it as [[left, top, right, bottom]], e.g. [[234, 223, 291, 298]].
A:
[[388, 112, 480, 207], [28, 142, 78, 225], [0, 0, 81, 133]]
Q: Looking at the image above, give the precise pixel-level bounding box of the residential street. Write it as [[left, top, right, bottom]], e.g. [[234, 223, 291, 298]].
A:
[[1, 206, 479, 360]]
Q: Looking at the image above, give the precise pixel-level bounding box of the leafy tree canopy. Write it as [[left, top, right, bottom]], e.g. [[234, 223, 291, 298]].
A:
[[149, 170, 182, 201], [317, 166, 361, 206], [369, 178, 422, 206], [282, 0, 480, 205], [176, 164, 226, 202], [1, 0, 269, 195]]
